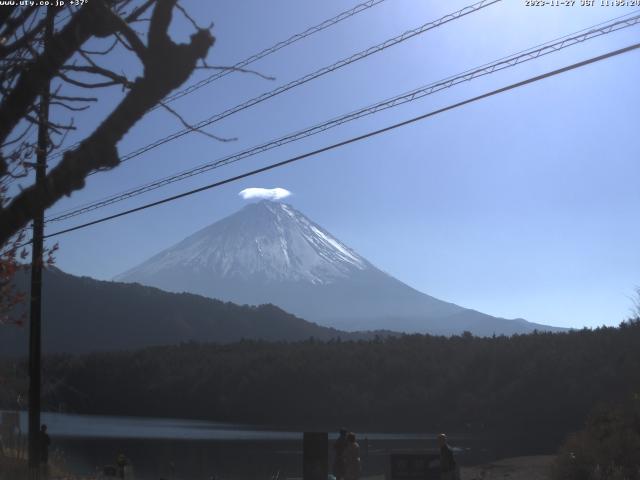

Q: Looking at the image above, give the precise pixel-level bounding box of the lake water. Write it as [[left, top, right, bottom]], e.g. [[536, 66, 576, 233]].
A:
[[17, 411, 440, 442], [5, 411, 548, 479]]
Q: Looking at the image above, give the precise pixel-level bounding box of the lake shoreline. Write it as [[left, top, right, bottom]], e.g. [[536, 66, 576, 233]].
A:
[[2, 410, 561, 479]]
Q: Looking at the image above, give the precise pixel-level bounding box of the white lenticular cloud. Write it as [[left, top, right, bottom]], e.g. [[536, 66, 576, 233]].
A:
[[239, 187, 292, 201]]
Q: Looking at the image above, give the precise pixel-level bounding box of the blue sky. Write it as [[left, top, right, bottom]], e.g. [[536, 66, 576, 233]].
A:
[[30, 0, 640, 329]]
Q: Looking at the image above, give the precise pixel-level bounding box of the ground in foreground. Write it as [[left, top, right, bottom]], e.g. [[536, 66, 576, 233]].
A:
[[460, 455, 554, 480], [360, 455, 555, 480]]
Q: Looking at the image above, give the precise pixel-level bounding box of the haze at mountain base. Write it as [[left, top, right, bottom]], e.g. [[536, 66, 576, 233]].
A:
[[116, 201, 564, 336]]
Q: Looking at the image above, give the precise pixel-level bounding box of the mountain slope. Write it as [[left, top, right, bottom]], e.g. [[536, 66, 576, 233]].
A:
[[116, 201, 563, 335], [0, 268, 371, 356]]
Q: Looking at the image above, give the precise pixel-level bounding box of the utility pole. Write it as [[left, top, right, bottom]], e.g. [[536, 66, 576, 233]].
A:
[[28, 9, 53, 480]]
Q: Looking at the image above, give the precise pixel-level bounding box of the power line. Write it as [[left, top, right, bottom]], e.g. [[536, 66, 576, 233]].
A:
[[158, 0, 390, 107], [48, 0, 390, 160], [47, 9, 639, 221], [40, 41, 640, 241], [48, 0, 501, 165], [120, 0, 501, 161], [45, 11, 640, 223]]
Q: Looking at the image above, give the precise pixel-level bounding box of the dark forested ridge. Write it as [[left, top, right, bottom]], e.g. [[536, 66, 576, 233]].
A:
[[2, 320, 638, 439], [1, 267, 383, 355]]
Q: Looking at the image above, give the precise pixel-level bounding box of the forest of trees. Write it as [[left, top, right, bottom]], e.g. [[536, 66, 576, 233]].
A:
[[2, 319, 639, 441]]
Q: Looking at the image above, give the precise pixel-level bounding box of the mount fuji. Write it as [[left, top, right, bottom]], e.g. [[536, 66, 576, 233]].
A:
[[115, 201, 562, 336]]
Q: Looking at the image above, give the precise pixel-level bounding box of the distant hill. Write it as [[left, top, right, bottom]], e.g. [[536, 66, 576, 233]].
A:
[[116, 200, 565, 336], [1, 268, 378, 356]]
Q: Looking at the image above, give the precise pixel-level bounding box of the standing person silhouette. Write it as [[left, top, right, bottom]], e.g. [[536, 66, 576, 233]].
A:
[[437, 433, 460, 480], [344, 432, 361, 480], [332, 428, 348, 480], [116, 453, 128, 479]]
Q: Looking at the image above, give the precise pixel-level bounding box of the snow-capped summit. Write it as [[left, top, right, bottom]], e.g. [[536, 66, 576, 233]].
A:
[[116, 201, 564, 336], [118, 201, 367, 285]]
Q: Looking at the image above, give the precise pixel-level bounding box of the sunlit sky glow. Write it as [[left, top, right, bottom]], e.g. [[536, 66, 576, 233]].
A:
[[27, 0, 640, 329]]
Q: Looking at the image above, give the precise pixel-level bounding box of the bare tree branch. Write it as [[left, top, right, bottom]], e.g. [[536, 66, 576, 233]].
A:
[[60, 64, 133, 87], [0, 0, 215, 246], [112, 17, 147, 60], [159, 100, 237, 143], [198, 62, 275, 81], [50, 94, 98, 103], [125, 0, 157, 23], [0, 1, 117, 155], [57, 70, 125, 89], [50, 101, 91, 112], [79, 38, 119, 56], [176, 2, 202, 30]]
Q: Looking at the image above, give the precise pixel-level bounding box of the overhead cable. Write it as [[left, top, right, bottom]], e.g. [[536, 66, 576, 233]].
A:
[[47, 0, 391, 160], [46, 11, 640, 223], [40, 41, 640, 240], [48, 0, 501, 164]]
